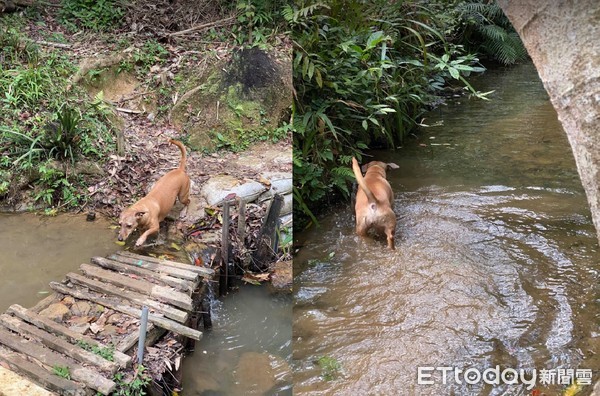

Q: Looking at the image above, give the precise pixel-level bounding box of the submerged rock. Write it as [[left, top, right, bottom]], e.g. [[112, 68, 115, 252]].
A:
[[269, 260, 292, 293], [232, 351, 291, 394]]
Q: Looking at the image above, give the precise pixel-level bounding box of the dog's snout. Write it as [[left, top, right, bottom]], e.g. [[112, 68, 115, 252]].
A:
[[117, 235, 123, 241]]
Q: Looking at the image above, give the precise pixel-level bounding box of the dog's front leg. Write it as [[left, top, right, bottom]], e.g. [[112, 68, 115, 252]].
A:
[[135, 225, 159, 248]]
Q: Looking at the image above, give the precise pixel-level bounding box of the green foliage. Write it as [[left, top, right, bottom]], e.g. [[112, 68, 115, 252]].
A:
[[77, 340, 115, 362], [0, 24, 116, 210], [43, 106, 82, 163], [52, 365, 71, 380], [114, 365, 151, 396], [456, 0, 528, 65], [278, 226, 293, 257], [213, 122, 290, 152], [33, 164, 83, 208], [291, 0, 488, 223], [317, 356, 341, 381], [59, 0, 124, 32], [231, 0, 289, 47]]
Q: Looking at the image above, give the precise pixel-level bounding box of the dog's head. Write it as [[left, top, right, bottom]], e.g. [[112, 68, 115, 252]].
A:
[[362, 161, 399, 176], [117, 209, 147, 242]]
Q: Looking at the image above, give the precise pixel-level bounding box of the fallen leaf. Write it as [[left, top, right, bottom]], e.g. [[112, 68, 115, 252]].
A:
[[90, 323, 103, 334], [258, 176, 272, 187], [170, 242, 181, 251], [241, 277, 261, 285], [115, 241, 125, 246], [223, 192, 237, 201]]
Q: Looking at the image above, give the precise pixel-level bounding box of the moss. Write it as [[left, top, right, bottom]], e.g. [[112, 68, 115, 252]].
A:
[[171, 50, 291, 153]]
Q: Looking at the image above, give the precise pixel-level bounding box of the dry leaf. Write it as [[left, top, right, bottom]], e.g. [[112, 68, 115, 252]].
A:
[[258, 176, 272, 187]]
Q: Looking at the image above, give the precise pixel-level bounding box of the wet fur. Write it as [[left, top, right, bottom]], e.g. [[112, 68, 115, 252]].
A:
[[118, 139, 191, 247], [351, 157, 399, 249]]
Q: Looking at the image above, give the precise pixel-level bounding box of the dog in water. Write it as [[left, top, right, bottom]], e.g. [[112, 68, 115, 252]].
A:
[[118, 139, 191, 247], [351, 157, 399, 249]]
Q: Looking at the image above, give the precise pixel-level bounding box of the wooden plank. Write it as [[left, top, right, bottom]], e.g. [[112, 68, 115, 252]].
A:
[[0, 348, 86, 396], [117, 325, 165, 354], [91, 256, 195, 292], [0, 327, 115, 395], [7, 304, 131, 369], [50, 282, 202, 341], [221, 199, 231, 294], [79, 264, 193, 310], [116, 323, 156, 353], [252, 194, 284, 268], [66, 273, 188, 323], [237, 197, 247, 242], [0, 314, 118, 374], [79, 263, 153, 294], [114, 251, 214, 277], [105, 254, 201, 281]]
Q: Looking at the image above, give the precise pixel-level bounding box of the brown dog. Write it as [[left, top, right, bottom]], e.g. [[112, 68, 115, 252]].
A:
[[352, 157, 399, 249], [118, 139, 191, 247]]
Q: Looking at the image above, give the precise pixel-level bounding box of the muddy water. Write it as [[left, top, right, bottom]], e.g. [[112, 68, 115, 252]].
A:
[[182, 285, 292, 395], [0, 213, 119, 311], [293, 63, 600, 395]]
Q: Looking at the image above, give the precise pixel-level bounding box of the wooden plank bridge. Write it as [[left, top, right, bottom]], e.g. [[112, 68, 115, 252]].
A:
[[0, 251, 214, 395]]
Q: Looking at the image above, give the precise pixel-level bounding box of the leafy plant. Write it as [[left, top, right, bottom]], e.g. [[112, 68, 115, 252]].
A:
[[59, 0, 124, 32], [114, 365, 151, 396], [231, 0, 288, 47], [42, 105, 82, 163], [77, 340, 115, 362], [317, 356, 341, 381], [52, 365, 71, 380]]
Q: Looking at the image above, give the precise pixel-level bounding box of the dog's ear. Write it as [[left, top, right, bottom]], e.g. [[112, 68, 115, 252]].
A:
[[135, 211, 146, 219], [387, 163, 399, 170], [361, 163, 369, 173]]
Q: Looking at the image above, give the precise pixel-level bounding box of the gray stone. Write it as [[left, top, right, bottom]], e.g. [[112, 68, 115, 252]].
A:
[[257, 172, 292, 202], [200, 175, 267, 206], [71, 301, 91, 316]]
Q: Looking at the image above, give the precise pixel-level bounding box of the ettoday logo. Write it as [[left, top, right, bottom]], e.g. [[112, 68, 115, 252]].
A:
[[417, 366, 592, 390]]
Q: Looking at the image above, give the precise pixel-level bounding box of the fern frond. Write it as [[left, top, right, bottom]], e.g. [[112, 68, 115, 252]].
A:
[[478, 24, 508, 42]]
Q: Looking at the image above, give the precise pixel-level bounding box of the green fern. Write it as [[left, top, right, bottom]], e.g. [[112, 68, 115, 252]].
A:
[[457, 0, 527, 65], [283, 2, 329, 24]]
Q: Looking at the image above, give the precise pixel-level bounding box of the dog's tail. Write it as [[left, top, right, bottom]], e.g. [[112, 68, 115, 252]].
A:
[[352, 157, 377, 204], [169, 139, 187, 170]]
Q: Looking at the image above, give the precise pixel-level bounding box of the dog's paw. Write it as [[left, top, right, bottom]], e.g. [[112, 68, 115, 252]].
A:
[[135, 238, 145, 248]]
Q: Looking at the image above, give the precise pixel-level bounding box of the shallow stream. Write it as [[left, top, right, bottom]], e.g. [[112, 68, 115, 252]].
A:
[[293, 63, 600, 395], [0, 212, 292, 395]]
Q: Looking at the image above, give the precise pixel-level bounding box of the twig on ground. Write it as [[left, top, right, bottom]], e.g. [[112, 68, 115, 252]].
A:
[[168, 16, 237, 37]]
